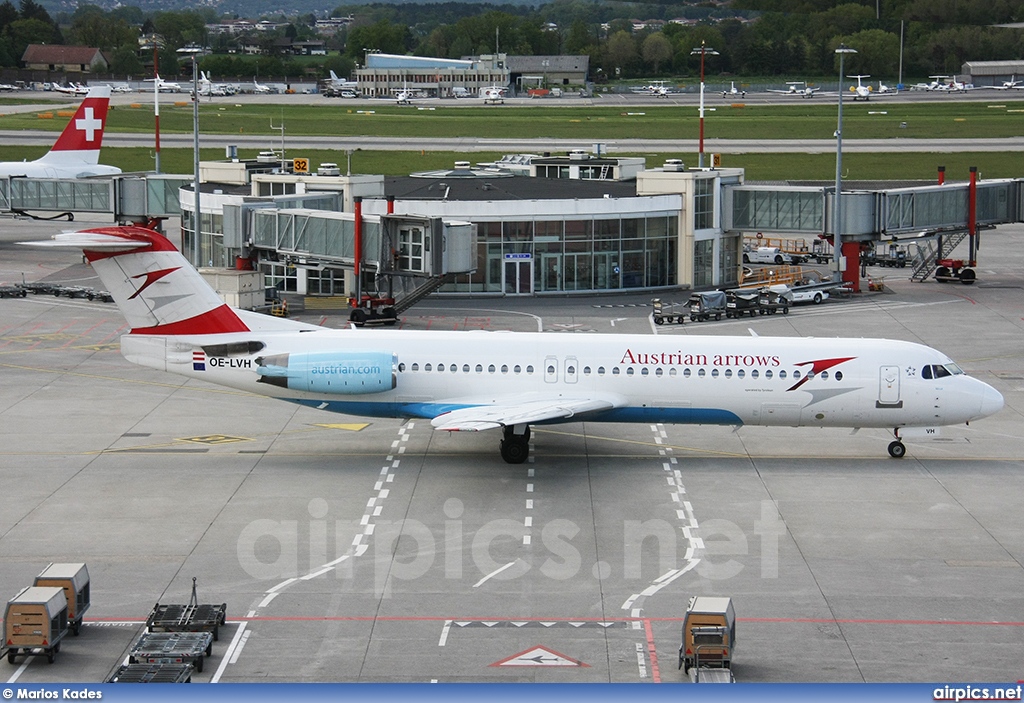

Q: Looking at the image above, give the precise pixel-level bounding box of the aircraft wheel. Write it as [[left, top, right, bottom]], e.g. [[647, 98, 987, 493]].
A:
[[888, 441, 906, 459], [500, 438, 530, 464], [503, 426, 530, 443]]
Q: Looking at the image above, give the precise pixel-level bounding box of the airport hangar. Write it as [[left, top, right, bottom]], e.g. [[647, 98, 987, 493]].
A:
[[166, 151, 1023, 308]]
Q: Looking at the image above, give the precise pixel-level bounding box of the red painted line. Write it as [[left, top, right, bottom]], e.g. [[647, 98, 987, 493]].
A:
[[60, 615, 1024, 628], [643, 618, 661, 684]]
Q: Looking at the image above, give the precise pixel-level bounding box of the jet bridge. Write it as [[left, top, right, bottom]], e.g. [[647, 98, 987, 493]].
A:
[[0, 174, 190, 221], [724, 176, 1024, 290]]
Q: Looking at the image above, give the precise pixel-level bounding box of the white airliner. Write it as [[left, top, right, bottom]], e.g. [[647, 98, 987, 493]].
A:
[[25, 225, 1003, 464], [0, 86, 120, 179]]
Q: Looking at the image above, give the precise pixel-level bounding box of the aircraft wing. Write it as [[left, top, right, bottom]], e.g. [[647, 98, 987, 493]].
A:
[[431, 396, 621, 432]]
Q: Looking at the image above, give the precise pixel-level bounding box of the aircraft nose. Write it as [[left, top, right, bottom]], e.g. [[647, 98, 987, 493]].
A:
[[978, 383, 1004, 419]]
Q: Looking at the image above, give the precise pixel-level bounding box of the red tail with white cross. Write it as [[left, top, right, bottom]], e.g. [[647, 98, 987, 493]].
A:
[[37, 85, 110, 165]]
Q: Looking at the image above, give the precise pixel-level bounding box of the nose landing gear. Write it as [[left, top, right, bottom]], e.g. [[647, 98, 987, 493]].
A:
[[888, 429, 906, 458]]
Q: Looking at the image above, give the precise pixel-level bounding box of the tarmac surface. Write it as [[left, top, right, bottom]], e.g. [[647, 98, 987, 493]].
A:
[[1, 214, 1023, 684]]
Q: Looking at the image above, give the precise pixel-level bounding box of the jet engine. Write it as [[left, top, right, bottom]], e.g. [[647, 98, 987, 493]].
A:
[[256, 351, 396, 394]]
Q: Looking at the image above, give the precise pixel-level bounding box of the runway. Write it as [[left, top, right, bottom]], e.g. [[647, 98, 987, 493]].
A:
[[1, 216, 1023, 683]]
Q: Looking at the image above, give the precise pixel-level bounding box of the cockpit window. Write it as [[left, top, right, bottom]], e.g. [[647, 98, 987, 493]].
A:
[[923, 363, 962, 380]]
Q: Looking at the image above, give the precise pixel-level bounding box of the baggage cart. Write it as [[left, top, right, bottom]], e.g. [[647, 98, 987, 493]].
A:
[[147, 578, 226, 642], [108, 663, 194, 683], [725, 290, 759, 318], [34, 562, 90, 636], [651, 298, 686, 325], [4, 586, 68, 664], [130, 631, 213, 673], [757, 288, 790, 315], [689, 291, 727, 322]]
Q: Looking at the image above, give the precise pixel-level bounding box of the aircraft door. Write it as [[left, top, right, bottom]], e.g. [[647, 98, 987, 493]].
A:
[[564, 356, 578, 384], [878, 365, 902, 407], [544, 356, 558, 383]]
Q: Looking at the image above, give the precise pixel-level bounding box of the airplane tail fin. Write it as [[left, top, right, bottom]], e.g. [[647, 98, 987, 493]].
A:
[[37, 86, 110, 166], [330, 70, 339, 80], [25, 224, 251, 335]]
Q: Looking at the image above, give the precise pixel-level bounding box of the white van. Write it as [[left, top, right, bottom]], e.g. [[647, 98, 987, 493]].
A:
[[451, 87, 470, 98]]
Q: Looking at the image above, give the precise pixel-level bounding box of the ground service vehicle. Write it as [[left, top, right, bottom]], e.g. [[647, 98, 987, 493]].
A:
[[689, 291, 727, 321], [679, 596, 735, 674], [743, 246, 791, 265], [34, 563, 89, 636], [4, 586, 68, 664]]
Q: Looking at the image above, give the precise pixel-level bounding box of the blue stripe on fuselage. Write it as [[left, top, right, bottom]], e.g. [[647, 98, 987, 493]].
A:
[[288, 399, 743, 426]]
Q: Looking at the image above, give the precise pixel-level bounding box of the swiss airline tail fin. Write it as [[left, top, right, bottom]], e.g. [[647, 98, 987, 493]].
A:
[[37, 85, 111, 166], [27, 225, 251, 335]]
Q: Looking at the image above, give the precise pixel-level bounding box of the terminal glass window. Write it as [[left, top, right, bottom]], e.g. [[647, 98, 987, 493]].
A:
[[693, 239, 714, 288], [693, 178, 715, 230]]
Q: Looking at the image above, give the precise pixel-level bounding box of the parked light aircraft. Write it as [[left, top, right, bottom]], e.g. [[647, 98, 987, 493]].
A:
[[849, 74, 885, 101], [767, 81, 820, 98], [0, 86, 120, 178], [195, 72, 231, 97], [105, 83, 133, 93], [482, 86, 506, 104], [327, 70, 358, 91], [252, 78, 274, 94], [25, 225, 1004, 464], [722, 81, 745, 98], [985, 75, 1022, 90], [145, 75, 182, 93], [53, 82, 89, 96]]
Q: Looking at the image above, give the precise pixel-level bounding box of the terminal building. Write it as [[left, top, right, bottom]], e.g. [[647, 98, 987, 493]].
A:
[[181, 152, 743, 300]]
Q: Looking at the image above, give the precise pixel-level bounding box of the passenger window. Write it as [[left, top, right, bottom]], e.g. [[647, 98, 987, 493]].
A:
[[835, 371, 843, 381], [640, 368, 648, 376], [514, 365, 522, 374], [820, 371, 829, 380], [655, 368, 663, 377], [398, 363, 406, 372], [751, 369, 758, 379], [425, 363, 432, 372], [765, 370, 772, 379], [438, 364, 445, 373], [411, 363, 419, 372], [626, 367, 635, 376], [450, 364, 457, 373], [526, 365, 534, 374], [584, 366, 591, 375], [597, 367, 605, 376], [612, 367, 620, 376], [698, 369, 706, 377], [683, 368, 691, 378], [567, 365, 575, 375], [711, 369, 719, 378], [793, 371, 801, 379], [737, 369, 745, 378], [779, 370, 787, 379], [488, 364, 496, 373], [545, 365, 553, 375], [724, 369, 733, 378], [502, 365, 509, 374], [463, 364, 470, 373], [668, 368, 676, 377], [475, 364, 483, 373]]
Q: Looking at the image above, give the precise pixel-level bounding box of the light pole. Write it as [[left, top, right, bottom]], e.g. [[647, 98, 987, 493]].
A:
[[690, 41, 719, 169], [179, 46, 203, 266], [834, 43, 857, 283]]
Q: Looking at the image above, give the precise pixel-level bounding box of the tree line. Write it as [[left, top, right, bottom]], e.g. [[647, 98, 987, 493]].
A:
[[3, 0, 1022, 82]]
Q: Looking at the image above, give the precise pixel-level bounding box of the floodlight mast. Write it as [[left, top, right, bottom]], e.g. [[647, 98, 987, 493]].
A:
[[834, 43, 857, 284], [690, 42, 719, 169]]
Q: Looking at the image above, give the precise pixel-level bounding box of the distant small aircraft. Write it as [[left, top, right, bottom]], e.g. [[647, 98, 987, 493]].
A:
[[482, 86, 506, 104], [722, 81, 746, 98], [848, 74, 882, 101], [53, 82, 90, 96], [984, 75, 1022, 90], [767, 81, 820, 98], [144, 75, 182, 93], [252, 78, 273, 94], [105, 83, 132, 93], [327, 70, 358, 91]]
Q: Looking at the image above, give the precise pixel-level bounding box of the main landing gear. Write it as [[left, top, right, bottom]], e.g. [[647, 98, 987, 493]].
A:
[[500, 425, 531, 464], [888, 428, 906, 458]]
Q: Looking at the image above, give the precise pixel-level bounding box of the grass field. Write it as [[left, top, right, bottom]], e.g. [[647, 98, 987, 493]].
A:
[[3, 99, 1024, 141], [0, 98, 1020, 181]]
